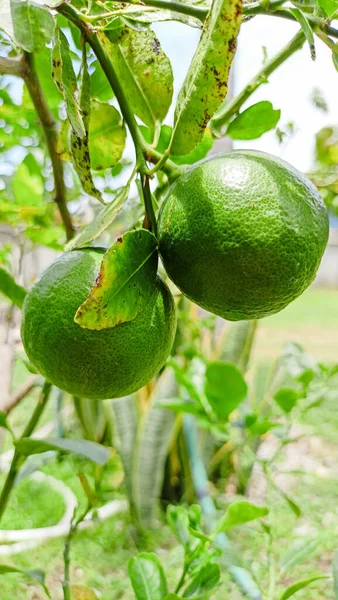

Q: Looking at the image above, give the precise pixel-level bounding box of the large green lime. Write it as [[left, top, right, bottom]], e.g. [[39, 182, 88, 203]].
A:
[[21, 248, 176, 399], [158, 150, 329, 321]]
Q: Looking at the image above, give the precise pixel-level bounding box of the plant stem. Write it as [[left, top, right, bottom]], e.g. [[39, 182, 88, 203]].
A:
[[63, 532, 72, 600], [119, 0, 207, 22], [0, 56, 25, 77], [245, 5, 338, 39], [0, 53, 74, 241], [0, 381, 52, 521], [211, 30, 306, 131], [62, 504, 91, 599], [57, 1, 184, 231], [142, 175, 157, 234], [183, 415, 263, 600]]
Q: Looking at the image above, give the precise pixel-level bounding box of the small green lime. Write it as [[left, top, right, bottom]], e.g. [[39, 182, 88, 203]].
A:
[[21, 248, 176, 399], [158, 150, 329, 321]]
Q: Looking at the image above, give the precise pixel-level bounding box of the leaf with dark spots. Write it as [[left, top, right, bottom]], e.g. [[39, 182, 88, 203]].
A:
[[70, 43, 103, 202], [98, 26, 173, 127], [75, 229, 158, 330], [170, 0, 242, 155], [52, 28, 86, 139]]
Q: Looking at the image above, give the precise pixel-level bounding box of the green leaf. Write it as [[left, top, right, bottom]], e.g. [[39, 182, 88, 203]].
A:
[[274, 387, 299, 413], [227, 101, 281, 140], [69, 44, 103, 202], [12, 162, 44, 207], [99, 24, 173, 127], [0, 267, 26, 308], [140, 125, 213, 165], [132, 369, 178, 524], [165, 596, 182, 600], [78, 472, 97, 508], [128, 553, 168, 600], [75, 230, 158, 330], [333, 51, 338, 73], [289, 9, 315, 60], [279, 576, 329, 600], [156, 398, 203, 416], [274, 484, 302, 517], [0, 565, 50, 598], [333, 550, 338, 598], [173, 128, 214, 165], [216, 500, 269, 533], [90, 60, 114, 102], [170, 0, 242, 155], [52, 28, 86, 139], [89, 100, 126, 170], [182, 563, 220, 598], [167, 505, 191, 547], [15, 438, 111, 465], [65, 185, 131, 251], [204, 361, 248, 421], [280, 537, 325, 573], [0, 0, 55, 52], [316, 0, 338, 17], [112, 395, 138, 503]]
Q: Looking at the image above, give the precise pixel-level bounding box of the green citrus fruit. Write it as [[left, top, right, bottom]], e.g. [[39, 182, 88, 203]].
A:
[[158, 150, 329, 321], [21, 248, 176, 399]]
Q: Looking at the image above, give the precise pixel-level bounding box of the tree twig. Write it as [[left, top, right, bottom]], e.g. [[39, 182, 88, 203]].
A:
[[0, 56, 25, 77], [0, 54, 74, 241], [21, 53, 74, 241], [0, 380, 52, 521], [4, 374, 40, 415]]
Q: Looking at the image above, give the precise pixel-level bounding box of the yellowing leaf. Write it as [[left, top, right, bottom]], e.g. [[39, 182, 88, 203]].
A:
[[75, 229, 158, 330], [170, 0, 242, 155]]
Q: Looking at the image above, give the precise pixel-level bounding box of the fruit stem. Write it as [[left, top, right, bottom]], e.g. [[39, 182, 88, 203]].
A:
[[211, 30, 306, 132], [0, 381, 52, 522], [141, 174, 157, 235]]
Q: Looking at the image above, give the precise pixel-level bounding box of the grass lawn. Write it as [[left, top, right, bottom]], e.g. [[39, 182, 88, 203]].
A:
[[0, 286, 337, 599], [255, 286, 337, 363]]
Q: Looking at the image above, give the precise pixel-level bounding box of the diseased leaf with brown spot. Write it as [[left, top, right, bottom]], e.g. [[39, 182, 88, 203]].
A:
[[75, 229, 158, 330], [99, 23, 173, 127], [89, 100, 126, 170], [170, 0, 242, 155], [52, 28, 86, 139], [70, 43, 103, 202]]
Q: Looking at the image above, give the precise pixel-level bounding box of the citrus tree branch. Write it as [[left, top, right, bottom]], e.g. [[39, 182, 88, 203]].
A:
[[4, 374, 40, 415], [211, 30, 306, 131], [244, 4, 338, 39], [0, 53, 75, 241], [57, 2, 183, 229], [0, 56, 25, 77], [115, 0, 207, 22], [21, 53, 74, 241], [0, 381, 52, 522]]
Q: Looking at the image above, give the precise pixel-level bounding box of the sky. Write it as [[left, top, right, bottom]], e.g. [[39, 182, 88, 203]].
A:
[[154, 16, 338, 173]]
